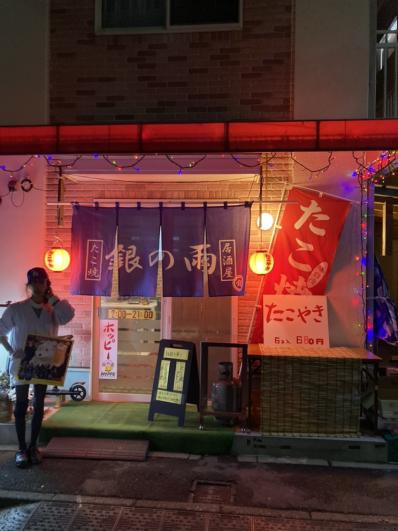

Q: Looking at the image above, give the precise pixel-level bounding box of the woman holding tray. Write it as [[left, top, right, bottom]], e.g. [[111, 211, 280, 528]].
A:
[[0, 267, 75, 468]]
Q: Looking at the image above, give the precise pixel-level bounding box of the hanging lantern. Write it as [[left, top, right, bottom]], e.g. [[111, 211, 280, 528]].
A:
[[44, 247, 71, 272], [249, 250, 274, 275], [256, 212, 274, 231]]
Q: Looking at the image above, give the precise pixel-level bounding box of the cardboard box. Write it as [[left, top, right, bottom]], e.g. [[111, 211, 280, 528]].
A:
[[384, 433, 398, 461], [378, 376, 398, 401], [379, 399, 398, 419]]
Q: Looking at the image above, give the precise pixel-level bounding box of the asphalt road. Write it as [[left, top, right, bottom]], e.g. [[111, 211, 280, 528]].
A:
[[0, 450, 398, 517]]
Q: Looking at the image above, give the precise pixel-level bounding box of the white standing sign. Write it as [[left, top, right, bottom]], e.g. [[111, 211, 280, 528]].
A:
[[99, 319, 118, 379], [263, 295, 329, 347]]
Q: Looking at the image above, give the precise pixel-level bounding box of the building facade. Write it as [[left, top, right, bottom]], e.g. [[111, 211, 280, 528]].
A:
[[1, 1, 396, 399]]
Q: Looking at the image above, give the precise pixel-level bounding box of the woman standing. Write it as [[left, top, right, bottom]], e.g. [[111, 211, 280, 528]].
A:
[[0, 267, 75, 468]]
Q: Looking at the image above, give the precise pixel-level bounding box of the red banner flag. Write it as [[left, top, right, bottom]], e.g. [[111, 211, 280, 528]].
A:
[[250, 187, 351, 342]]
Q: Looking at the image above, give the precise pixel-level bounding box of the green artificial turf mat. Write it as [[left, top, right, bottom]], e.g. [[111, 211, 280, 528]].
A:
[[41, 401, 234, 455]]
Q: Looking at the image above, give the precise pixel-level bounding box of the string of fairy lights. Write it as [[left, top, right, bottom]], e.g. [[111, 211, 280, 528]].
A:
[[0, 150, 334, 209], [1, 149, 397, 347], [1, 149, 396, 187], [351, 150, 398, 347]]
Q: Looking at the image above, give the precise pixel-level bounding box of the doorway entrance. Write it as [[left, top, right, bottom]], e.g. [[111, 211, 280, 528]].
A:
[[92, 295, 170, 401]]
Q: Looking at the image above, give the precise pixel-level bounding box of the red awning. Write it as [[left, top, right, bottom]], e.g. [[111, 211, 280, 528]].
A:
[[0, 119, 397, 154]]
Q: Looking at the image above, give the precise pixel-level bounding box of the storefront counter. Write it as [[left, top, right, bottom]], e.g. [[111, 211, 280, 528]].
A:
[[248, 345, 381, 436], [248, 344, 381, 361]]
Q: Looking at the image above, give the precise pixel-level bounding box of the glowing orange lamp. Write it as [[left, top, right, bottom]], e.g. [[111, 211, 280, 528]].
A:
[[44, 247, 71, 272], [249, 250, 274, 275]]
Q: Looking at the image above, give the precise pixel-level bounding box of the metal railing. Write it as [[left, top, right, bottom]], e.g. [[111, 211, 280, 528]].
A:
[[376, 24, 398, 118]]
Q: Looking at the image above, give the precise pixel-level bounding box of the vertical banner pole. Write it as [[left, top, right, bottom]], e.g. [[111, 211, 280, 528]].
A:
[[57, 167, 64, 226], [246, 275, 265, 344], [366, 180, 375, 351]]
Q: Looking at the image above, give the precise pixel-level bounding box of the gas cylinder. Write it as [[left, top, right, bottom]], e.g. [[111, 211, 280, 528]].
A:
[[211, 361, 241, 425]]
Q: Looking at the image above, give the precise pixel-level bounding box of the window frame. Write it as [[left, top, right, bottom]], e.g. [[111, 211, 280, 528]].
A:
[[95, 0, 243, 35]]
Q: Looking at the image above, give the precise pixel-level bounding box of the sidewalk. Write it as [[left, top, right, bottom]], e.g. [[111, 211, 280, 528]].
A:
[[1, 446, 398, 530], [2, 492, 398, 530]]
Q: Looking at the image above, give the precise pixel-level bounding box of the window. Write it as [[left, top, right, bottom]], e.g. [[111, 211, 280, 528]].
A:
[[96, 0, 242, 34], [170, 0, 240, 27], [376, 17, 398, 117]]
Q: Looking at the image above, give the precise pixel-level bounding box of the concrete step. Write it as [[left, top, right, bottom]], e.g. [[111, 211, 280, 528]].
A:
[[42, 436, 149, 461], [232, 432, 388, 463], [0, 422, 25, 445], [0, 404, 60, 445]]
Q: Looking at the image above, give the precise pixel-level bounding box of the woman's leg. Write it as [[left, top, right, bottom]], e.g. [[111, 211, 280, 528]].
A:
[[14, 384, 29, 451], [30, 384, 47, 448]]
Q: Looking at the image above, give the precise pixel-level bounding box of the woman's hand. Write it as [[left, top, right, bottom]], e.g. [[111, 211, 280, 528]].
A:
[[46, 284, 54, 299], [12, 348, 24, 359]]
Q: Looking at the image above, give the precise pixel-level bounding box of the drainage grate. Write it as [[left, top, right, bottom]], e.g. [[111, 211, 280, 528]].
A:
[[116, 508, 160, 531], [23, 502, 77, 531], [0, 502, 38, 531], [68, 503, 122, 531], [190, 480, 235, 504]]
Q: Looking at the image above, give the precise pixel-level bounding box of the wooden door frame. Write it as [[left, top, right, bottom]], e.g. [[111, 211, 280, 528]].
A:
[[91, 296, 171, 402]]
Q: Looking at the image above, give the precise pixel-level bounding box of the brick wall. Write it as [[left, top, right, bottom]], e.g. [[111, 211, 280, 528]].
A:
[[46, 156, 291, 369], [50, 0, 293, 123]]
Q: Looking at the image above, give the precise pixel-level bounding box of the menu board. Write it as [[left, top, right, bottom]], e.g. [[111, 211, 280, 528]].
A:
[[148, 339, 199, 426]]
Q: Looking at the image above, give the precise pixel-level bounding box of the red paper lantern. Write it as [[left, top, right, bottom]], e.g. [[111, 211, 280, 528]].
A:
[[44, 247, 70, 272], [249, 250, 274, 275]]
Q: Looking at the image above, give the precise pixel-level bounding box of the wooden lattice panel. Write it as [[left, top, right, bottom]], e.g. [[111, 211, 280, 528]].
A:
[[260, 355, 361, 436]]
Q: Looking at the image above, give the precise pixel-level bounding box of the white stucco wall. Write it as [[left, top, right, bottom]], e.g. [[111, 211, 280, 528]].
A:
[[0, 2, 48, 372], [0, 1, 49, 125], [294, 0, 372, 119], [0, 159, 47, 374], [291, 152, 364, 347], [293, 2, 373, 345]]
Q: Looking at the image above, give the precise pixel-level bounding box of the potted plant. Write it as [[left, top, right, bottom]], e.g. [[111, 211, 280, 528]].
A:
[[0, 371, 13, 423]]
